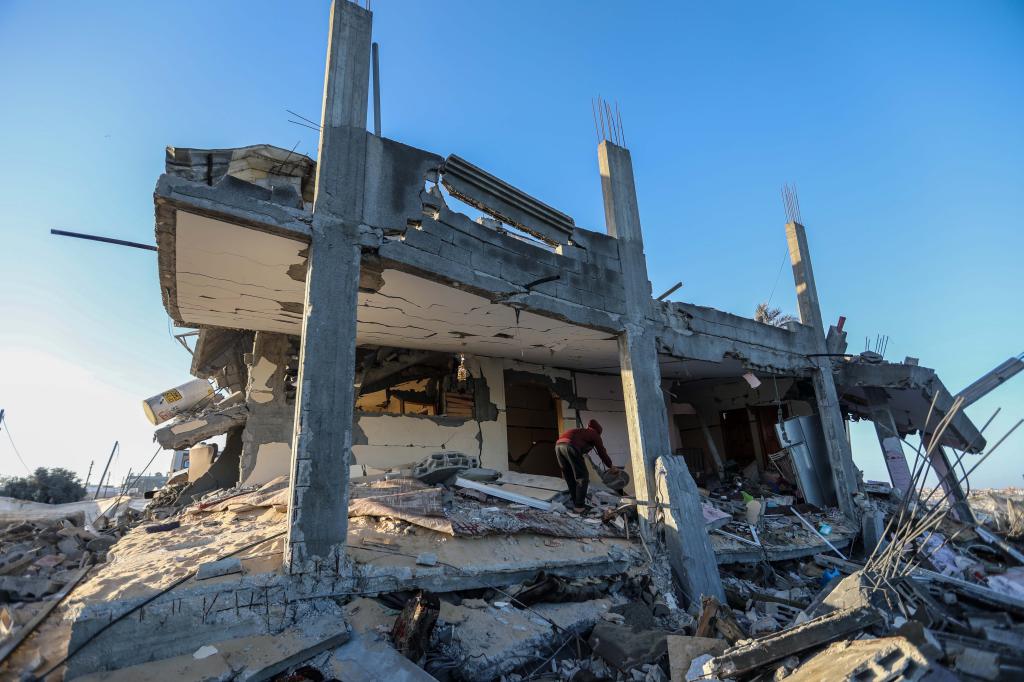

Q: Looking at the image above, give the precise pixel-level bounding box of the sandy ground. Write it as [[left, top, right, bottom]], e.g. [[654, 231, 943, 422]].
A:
[[66, 507, 287, 607]]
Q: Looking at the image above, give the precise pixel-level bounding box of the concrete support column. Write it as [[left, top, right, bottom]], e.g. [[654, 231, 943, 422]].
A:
[[616, 324, 670, 517], [933, 447, 975, 523], [599, 140, 722, 602], [785, 221, 858, 519], [864, 388, 913, 496], [285, 0, 371, 574], [866, 391, 972, 522], [240, 332, 296, 486]]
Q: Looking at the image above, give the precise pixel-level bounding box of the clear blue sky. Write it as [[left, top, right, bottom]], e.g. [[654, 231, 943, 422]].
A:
[[1, 1, 1021, 489]]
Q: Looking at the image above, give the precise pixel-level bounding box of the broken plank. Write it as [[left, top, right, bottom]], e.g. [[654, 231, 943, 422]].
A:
[[454, 477, 554, 510]]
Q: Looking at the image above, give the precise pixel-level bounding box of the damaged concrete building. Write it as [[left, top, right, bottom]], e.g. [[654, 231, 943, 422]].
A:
[[22, 1, 1014, 679], [152, 0, 982, 575]]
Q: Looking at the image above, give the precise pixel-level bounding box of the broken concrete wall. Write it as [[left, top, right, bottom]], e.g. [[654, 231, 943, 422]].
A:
[[381, 204, 627, 331], [190, 328, 254, 394], [352, 355, 509, 471], [240, 332, 297, 485], [234, 348, 509, 477], [165, 144, 316, 208]]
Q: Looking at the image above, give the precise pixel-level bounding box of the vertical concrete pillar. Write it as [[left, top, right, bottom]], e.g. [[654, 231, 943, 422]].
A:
[[932, 447, 975, 523], [864, 388, 913, 496], [785, 221, 858, 518], [285, 0, 371, 574], [599, 140, 722, 602]]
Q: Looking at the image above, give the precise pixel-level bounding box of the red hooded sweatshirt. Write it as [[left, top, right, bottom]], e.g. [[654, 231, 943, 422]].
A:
[[557, 419, 613, 467]]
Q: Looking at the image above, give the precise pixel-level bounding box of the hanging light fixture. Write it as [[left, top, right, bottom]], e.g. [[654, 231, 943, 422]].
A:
[[456, 353, 469, 382]]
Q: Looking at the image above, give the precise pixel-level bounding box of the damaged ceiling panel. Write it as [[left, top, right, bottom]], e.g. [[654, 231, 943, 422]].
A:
[[170, 212, 791, 380], [174, 211, 308, 333], [171, 211, 620, 371], [358, 269, 619, 370]]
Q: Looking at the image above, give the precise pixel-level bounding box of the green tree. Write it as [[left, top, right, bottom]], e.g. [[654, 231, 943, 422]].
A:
[[0, 467, 86, 504]]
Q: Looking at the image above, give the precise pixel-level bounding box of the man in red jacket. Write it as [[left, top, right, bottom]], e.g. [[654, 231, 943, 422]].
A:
[[555, 419, 620, 512]]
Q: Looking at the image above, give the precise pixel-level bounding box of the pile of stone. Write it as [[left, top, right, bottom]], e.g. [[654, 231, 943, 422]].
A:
[[0, 516, 115, 605], [0, 507, 139, 664]]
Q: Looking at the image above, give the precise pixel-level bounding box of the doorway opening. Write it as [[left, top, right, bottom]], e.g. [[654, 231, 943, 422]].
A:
[[504, 380, 562, 477]]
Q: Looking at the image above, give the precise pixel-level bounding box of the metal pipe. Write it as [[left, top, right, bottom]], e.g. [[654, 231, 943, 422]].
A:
[[93, 441, 118, 500], [51, 229, 157, 252], [656, 282, 682, 301]]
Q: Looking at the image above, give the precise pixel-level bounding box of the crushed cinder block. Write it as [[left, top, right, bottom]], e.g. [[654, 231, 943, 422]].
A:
[[785, 636, 929, 682], [412, 452, 479, 484]]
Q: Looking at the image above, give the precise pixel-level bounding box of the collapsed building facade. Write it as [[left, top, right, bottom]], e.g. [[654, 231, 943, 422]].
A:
[[16, 2, 1019, 679]]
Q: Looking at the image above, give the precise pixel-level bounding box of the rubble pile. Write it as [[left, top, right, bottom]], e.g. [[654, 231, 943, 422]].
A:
[[9, 457, 1024, 680], [0, 507, 138, 602], [0, 504, 143, 677], [967, 487, 1024, 538]]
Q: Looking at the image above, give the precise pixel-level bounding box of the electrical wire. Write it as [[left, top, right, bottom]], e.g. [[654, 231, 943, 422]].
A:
[[0, 413, 32, 474], [764, 246, 789, 309]]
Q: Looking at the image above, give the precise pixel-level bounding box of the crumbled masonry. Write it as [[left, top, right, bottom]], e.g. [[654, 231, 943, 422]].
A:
[[3, 0, 1021, 679]]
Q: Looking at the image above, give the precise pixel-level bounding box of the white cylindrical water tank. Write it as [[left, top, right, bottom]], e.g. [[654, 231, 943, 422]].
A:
[[142, 379, 215, 425]]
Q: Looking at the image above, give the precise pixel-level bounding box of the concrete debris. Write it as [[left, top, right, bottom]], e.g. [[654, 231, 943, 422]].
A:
[[454, 477, 555, 511], [784, 636, 930, 682], [954, 647, 1001, 680], [192, 644, 218, 660], [666, 635, 726, 682], [708, 606, 884, 678], [73, 623, 349, 682], [588, 622, 671, 670], [0, 509, 127, 675], [194, 556, 243, 580]]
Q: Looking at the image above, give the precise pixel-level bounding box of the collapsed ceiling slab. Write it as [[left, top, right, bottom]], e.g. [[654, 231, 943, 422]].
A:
[[168, 210, 618, 370], [837, 360, 985, 452]]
